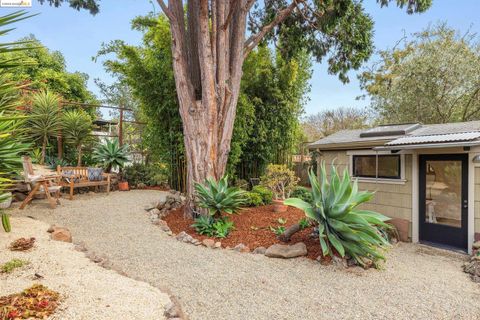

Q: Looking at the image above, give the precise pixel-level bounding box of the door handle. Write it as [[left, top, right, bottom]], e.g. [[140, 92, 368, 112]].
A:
[[463, 199, 468, 209]]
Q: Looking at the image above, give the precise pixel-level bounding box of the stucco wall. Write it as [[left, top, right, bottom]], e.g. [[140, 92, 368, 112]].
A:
[[318, 151, 413, 237], [474, 167, 480, 239]]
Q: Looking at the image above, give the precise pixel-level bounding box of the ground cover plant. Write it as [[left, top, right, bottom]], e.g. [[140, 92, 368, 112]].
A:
[[285, 164, 392, 267], [0, 284, 60, 320], [0, 259, 29, 274]]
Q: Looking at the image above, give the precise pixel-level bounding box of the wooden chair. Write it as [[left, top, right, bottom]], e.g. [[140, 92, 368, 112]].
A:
[[56, 166, 111, 200], [20, 156, 61, 210]]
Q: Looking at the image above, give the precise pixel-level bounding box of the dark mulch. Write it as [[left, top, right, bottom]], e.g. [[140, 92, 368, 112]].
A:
[[164, 205, 326, 260]]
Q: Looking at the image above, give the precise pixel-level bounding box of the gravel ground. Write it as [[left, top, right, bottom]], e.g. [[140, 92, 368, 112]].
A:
[[0, 216, 171, 320], [10, 190, 480, 320]]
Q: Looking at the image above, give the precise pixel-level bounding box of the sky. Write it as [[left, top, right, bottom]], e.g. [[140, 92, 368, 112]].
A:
[[1, 0, 480, 117]]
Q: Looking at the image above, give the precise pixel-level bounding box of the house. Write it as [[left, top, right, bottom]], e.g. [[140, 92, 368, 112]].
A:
[[309, 121, 480, 254]]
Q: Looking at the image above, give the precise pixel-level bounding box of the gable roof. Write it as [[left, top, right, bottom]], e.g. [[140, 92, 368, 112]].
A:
[[309, 121, 480, 150]]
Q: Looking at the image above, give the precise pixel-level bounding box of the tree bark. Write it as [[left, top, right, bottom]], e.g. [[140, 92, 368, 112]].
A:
[[77, 145, 82, 166], [41, 137, 47, 165]]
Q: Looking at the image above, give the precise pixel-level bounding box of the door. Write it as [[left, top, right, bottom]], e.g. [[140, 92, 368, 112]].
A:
[[419, 154, 468, 251]]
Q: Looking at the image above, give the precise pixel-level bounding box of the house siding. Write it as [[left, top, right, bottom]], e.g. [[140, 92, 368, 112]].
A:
[[318, 151, 413, 239], [474, 167, 480, 240]]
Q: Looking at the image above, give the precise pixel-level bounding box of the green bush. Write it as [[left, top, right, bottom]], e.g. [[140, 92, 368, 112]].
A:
[[285, 163, 392, 268], [1, 259, 28, 273], [123, 163, 168, 188], [191, 216, 234, 238], [251, 186, 273, 204], [291, 186, 313, 203], [244, 192, 263, 207]]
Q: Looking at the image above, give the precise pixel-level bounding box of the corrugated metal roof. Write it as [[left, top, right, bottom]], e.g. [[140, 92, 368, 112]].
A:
[[385, 132, 480, 146]]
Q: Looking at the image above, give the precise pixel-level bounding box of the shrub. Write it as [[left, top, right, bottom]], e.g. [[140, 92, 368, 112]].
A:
[[260, 164, 299, 200], [285, 163, 392, 268], [191, 216, 234, 238], [244, 192, 263, 207], [234, 178, 249, 190], [291, 186, 313, 203], [194, 175, 245, 218], [251, 185, 273, 204], [1, 259, 28, 273], [93, 138, 129, 173], [123, 163, 168, 188]]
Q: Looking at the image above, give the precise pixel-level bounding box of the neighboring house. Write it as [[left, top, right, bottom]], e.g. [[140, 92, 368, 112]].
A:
[[309, 121, 480, 254]]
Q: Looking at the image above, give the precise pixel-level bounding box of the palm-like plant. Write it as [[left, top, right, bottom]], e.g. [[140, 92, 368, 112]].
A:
[[28, 90, 61, 164], [194, 175, 246, 218], [0, 11, 34, 231], [62, 109, 93, 166], [93, 138, 129, 172], [285, 163, 392, 267]]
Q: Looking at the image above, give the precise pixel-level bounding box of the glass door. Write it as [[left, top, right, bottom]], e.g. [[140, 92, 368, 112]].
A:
[[419, 154, 468, 250]]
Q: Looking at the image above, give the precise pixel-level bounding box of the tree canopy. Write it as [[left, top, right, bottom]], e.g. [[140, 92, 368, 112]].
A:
[[360, 24, 480, 124]]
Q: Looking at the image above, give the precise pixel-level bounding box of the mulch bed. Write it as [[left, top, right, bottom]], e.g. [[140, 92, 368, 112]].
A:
[[164, 205, 325, 260]]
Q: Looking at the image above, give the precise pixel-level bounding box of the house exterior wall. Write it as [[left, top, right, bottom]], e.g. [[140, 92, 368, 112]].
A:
[[474, 167, 480, 241], [318, 151, 413, 240]]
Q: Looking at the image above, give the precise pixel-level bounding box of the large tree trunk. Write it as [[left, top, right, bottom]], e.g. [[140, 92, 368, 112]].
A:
[[157, 0, 295, 217], [41, 137, 47, 165], [77, 145, 82, 166]]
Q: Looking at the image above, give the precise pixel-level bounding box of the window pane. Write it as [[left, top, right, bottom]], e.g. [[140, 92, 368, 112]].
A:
[[353, 155, 400, 179]]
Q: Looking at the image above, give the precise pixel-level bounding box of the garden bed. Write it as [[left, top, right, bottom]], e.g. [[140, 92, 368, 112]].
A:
[[164, 204, 326, 260]]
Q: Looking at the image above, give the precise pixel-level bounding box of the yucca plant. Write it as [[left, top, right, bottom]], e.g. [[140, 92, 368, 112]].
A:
[[62, 109, 93, 166], [0, 11, 35, 232], [28, 90, 61, 164], [194, 175, 246, 218], [93, 138, 129, 172], [285, 163, 392, 267]]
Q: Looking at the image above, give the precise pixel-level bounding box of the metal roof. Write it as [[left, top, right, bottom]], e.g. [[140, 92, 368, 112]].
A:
[[309, 120, 480, 150], [385, 132, 480, 146]]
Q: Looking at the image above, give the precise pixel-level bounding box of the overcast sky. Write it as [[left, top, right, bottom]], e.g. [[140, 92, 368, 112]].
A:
[[2, 0, 480, 117]]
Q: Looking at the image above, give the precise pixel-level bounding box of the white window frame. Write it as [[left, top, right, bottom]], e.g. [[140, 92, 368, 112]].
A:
[[346, 150, 406, 185]]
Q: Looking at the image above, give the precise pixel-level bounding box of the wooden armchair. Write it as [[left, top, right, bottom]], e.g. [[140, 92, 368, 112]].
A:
[[56, 166, 110, 200], [20, 156, 61, 209]]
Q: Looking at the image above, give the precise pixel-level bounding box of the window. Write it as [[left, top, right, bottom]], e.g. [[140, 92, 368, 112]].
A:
[[352, 155, 401, 179]]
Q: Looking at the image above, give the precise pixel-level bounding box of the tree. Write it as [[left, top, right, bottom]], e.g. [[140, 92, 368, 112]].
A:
[[43, 0, 431, 215], [62, 109, 93, 166], [302, 107, 369, 141], [359, 24, 480, 124], [28, 90, 62, 164]]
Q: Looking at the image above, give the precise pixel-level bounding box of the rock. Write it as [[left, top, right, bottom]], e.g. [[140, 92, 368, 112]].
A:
[[149, 208, 161, 217], [47, 225, 57, 233], [164, 302, 179, 318], [12, 192, 27, 202], [332, 255, 348, 268], [252, 247, 267, 254], [202, 239, 215, 248], [233, 243, 250, 253], [165, 230, 173, 236], [214, 241, 222, 249], [473, 241, 480, 249], [74, 242, 87, 252], [158, 208, 169, 219], [464, 260, 480, 282], [50, 228, 72, 243], [265, 242, 307, 259], [175, 231, 188, 241]]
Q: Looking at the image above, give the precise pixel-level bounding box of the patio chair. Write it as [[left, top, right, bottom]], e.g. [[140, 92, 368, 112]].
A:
[[19, 156, 61, 209]]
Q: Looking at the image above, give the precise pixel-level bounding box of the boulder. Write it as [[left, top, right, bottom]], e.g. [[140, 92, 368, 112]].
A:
[[202, 239, 215, 248], [214, 241, 222, 249], [51, 228, 72, 243], [252, 247, 267, 254], [473, 241, 480, 250], [265, 242, 307, 259]]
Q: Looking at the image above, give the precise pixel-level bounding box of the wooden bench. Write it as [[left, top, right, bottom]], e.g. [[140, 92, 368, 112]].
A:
[[57, 166, 111, 200]]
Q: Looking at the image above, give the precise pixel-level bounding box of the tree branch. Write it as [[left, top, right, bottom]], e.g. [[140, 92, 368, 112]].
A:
[[156, 0, 175, 21], [243, 1, 297, 58]]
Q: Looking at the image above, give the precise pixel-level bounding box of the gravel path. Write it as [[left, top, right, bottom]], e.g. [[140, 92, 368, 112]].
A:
[[0, 216, 170, 320], [10, 190, 480, 320]]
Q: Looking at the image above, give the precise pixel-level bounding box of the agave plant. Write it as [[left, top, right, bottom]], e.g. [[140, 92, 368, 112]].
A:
[[93, 138, 129, 172], [62, 109, 93, 166], [0, 11, 34, 232], [285, 163, 392, 267], [194, 175, 246, 218], [28, 90, 61, 164]]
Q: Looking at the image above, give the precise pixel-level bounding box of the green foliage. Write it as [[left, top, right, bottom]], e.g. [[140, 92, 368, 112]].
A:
[[123, 162, 168, 188], [360, 24, 480, 124], [270, 225, 286, 236], [27, 90, 61, 164], [244, 192, 263, 207], [285, 164, 392, 267], [194, 176, 246, 218], [1, 258, 28, 273], [277, 218, 287, 225], [38, 0, 100, 15], [299, 218, 310, 230], [45, 155, 70, 170], [191, 216, 234, 238], [93, 138, 129, 173], [260, 164, 299, 200], [251, 186, 273, 205], [291, 186, 313, 204], [0, 11, 32, 230], [62, 109, 93, 166]]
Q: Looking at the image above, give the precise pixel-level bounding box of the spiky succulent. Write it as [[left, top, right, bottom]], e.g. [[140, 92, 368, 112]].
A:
[[285, 162, 392, 267], [93, 138, 129, 172], [194, 175, 246, 217]]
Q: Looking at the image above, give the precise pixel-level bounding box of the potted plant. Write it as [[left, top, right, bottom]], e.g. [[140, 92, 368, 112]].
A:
[[260, 164, 299, 212], [93, 138, 129, 191]]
